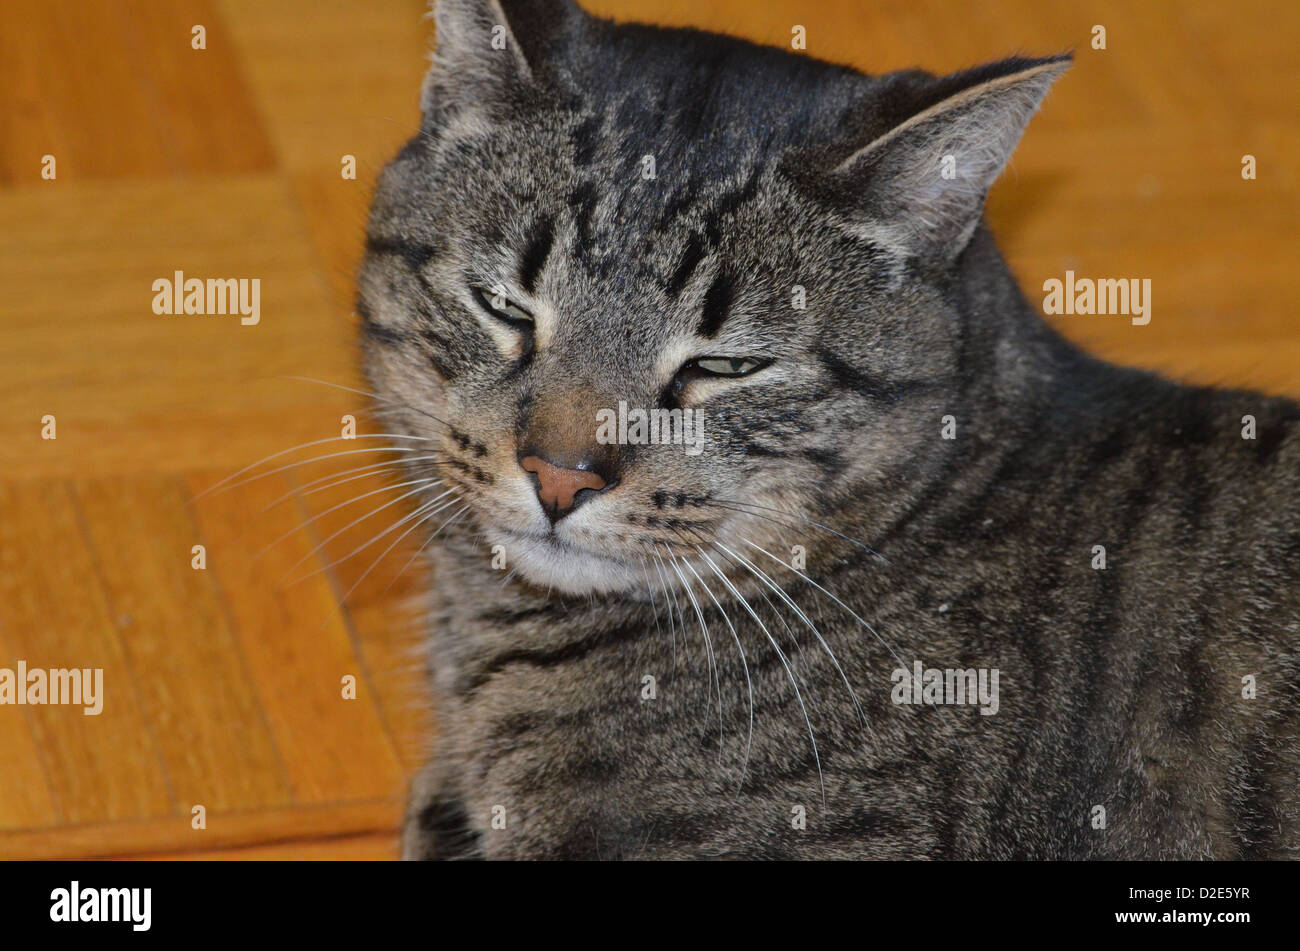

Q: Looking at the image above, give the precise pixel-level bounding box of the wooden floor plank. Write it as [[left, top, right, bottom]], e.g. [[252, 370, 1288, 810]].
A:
[[185, 469, 407, 802], [0, 482, 173, 828], [138, 831, 399, 860], [0, 175, 355, 479], [214, 0, 428, 177], [0, 0, 275, 184], [0, 798, 401, 860], [287, 465, 436, 774], [73, 477, 292, 813], [0, 617, 61, 831]]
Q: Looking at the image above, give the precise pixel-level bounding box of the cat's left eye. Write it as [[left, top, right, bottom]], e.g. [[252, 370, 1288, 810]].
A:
[[472, 286, 534, 328], [688, 356, 769, 377]]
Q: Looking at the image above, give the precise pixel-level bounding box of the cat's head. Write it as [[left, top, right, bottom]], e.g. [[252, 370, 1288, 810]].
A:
[[359, 0, 1067, 595]]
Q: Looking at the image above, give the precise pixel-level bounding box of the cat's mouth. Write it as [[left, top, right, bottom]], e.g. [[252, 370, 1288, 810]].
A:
[[500, 525, 605, 556], [493, 525, 645, 595], [498, 524, 628, 562]]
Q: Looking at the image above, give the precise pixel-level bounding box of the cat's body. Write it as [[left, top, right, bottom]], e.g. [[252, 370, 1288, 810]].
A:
[[359, 0, 1300, 859]]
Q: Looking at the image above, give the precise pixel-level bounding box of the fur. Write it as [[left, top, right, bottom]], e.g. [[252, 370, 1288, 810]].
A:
[[358, 0, 1300, 859]]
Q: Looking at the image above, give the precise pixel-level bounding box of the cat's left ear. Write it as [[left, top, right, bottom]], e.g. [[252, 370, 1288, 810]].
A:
[[421, 0, 583, 125], [830, 55, 1070, 260]]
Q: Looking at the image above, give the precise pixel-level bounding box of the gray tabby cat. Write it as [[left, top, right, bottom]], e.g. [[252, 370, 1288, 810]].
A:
[[358, 0, 1300, 859]]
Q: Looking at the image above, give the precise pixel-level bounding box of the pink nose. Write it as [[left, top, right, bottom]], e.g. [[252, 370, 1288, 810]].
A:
[[519, 455, 608, 522]]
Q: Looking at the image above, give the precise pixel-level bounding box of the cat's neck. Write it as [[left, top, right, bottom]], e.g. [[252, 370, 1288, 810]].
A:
[[954, 224, 1145, 435]]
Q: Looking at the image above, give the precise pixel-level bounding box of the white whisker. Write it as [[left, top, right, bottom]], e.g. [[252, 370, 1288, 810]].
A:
[[665, 547, 724, 753], [714, 540, 867, 728], [284, 488, 459, 586], [260, 455, 442, 512], [376, 502, 473, 601], [198, 441, 429, 500], [332, 502, 470, 621], [694, 544, 831, 807], [272, 480, 443, 584], [259, 475, 443, 562], [681, 551, 754, 791], [281, 375, 454, 431]]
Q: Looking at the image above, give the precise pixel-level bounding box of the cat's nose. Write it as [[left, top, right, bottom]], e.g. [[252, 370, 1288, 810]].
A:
[[518, 452, 613, 523]]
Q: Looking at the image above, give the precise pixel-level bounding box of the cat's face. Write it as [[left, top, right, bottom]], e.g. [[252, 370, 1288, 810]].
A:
[[359, 0, 1065, 595]]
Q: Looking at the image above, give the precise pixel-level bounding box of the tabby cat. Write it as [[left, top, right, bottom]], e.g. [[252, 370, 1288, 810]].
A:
[[357, 0, 1300, 859]]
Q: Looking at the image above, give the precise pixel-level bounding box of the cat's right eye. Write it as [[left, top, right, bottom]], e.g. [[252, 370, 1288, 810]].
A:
[[472, 286, 534, 329]]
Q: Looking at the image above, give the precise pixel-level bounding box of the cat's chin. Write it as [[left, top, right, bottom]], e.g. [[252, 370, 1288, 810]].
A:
[[492, 528, 644, 596]]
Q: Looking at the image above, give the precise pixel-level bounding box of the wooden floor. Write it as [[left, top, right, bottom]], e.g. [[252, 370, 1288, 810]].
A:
[[0, 0, 1295, 859]]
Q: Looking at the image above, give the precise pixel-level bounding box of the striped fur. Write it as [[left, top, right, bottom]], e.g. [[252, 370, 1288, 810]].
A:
[[358, 0, 1300, 859]]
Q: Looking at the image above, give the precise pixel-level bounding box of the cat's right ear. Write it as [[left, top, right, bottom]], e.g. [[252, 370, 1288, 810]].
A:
[[820, 55, 1070, 261], [421, 0, 581, 128]]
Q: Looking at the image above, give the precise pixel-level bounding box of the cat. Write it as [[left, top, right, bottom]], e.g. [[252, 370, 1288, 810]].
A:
[[357, 0, 1300, 859]]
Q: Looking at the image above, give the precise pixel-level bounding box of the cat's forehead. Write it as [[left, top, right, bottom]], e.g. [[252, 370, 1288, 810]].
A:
[[565, 22, 873, 154], [439, 113, 794, 312], [476, 30, 898, 270]]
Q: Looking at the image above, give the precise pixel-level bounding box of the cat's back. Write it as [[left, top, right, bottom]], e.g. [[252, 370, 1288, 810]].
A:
[[1045, 374, 1300, 857]]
